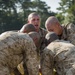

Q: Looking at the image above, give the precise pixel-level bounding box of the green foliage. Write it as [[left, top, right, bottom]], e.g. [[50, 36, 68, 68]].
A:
[[56, 13, 65, 24], [0, 0, 56, 33], [64, 14, 75, 24], [56, 0, 75, 24]]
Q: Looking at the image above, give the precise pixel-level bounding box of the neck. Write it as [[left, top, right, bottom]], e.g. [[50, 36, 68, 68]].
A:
[[36, 29, 39, 32]]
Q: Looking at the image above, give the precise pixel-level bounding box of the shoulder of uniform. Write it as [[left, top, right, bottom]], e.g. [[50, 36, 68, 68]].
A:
[[66, 23, 75, 32], [62, 23, 75, 31], [61, 23, 74, 27], [65, 23, 75, 28], [40, 27, 47, 33]]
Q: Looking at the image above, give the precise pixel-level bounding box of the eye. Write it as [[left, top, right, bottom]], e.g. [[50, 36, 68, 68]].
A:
[[32, 19, 35, 21], [49, 29, 54, 31], [37, 19, 40, 21]]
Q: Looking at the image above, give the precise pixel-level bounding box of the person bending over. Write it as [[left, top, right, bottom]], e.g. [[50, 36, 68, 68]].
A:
[[41, 32, 75, 75], [0, 31, 39, 75]]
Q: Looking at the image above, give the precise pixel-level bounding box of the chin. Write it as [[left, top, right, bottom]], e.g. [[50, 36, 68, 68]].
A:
[[35, 27, 39, 29]]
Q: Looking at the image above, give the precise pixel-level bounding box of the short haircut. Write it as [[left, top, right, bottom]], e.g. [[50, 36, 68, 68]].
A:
[[45, 32, 59, 45], [45, 16, 60, 28], [28, 31, 40, 41], [28, 12, 40, 20], [20, 24, 36, 33]]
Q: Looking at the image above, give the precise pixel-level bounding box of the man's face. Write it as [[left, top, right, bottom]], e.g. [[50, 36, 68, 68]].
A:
[[28, 15, 40, 31], [46, 23, 62, 35]]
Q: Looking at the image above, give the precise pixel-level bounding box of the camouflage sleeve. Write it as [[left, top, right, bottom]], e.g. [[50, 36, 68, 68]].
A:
[[39, 28, 47, 54], [23, 37, 39, 75], [66, 23, 75, 45], [41, 48, 54, 75], [0, 32, 39, 75]]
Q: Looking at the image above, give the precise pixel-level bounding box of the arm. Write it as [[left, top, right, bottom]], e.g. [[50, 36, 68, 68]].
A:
[[23, 37, 39, 75], [41, 48, 54, 75]]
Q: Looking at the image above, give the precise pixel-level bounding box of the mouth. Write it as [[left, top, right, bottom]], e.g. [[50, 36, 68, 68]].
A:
[[35, 24, 38, 27]]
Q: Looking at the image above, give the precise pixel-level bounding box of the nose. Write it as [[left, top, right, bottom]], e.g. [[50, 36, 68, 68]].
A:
[[35, 19, 38, 23]]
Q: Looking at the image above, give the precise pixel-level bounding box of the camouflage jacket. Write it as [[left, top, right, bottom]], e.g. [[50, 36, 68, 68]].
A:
[[0, 31, 39, 75], [41, 40, 75, 75], [37, 27, 47, 54], [59, 23, 75, 45]]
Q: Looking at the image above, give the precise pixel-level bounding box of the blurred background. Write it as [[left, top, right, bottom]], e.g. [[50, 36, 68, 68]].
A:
[[0, 0, 75, 34]]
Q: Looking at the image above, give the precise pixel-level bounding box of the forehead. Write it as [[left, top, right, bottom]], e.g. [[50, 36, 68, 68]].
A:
[[46, 24, 55, 31], [28, 14, 40, 20], [46, 23, 54, 28]]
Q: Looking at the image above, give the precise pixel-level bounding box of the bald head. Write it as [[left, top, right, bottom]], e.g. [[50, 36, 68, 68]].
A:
[[45, 32, 59, 45], [45, 16, 63, 35], [20, 24, 36, 33], [28, 31, 40, 47], [45, 16, 60, 28]]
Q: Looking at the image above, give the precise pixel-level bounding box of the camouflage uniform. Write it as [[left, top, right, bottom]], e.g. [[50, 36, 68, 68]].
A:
[[0, 31, 39, 75], [41, 23, 75, 75], [17, 27, 47, 75], [37, 27, 47, 60], [41, 40, 75, 75], [38, 27, 47, 54], [59, 23, 75, 45], [35, 27, 47, 75]]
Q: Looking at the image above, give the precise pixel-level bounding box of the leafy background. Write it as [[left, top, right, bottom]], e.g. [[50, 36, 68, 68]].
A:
[[0, 0, 75, 34]]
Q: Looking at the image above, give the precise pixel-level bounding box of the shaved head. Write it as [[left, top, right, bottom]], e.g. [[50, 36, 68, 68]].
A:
[[20, 24, 36, 33], [45, 16, 63, 35], [45, 16, 60, 28], [45, 32, 59, 45], [28, 31, 40, 47]]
